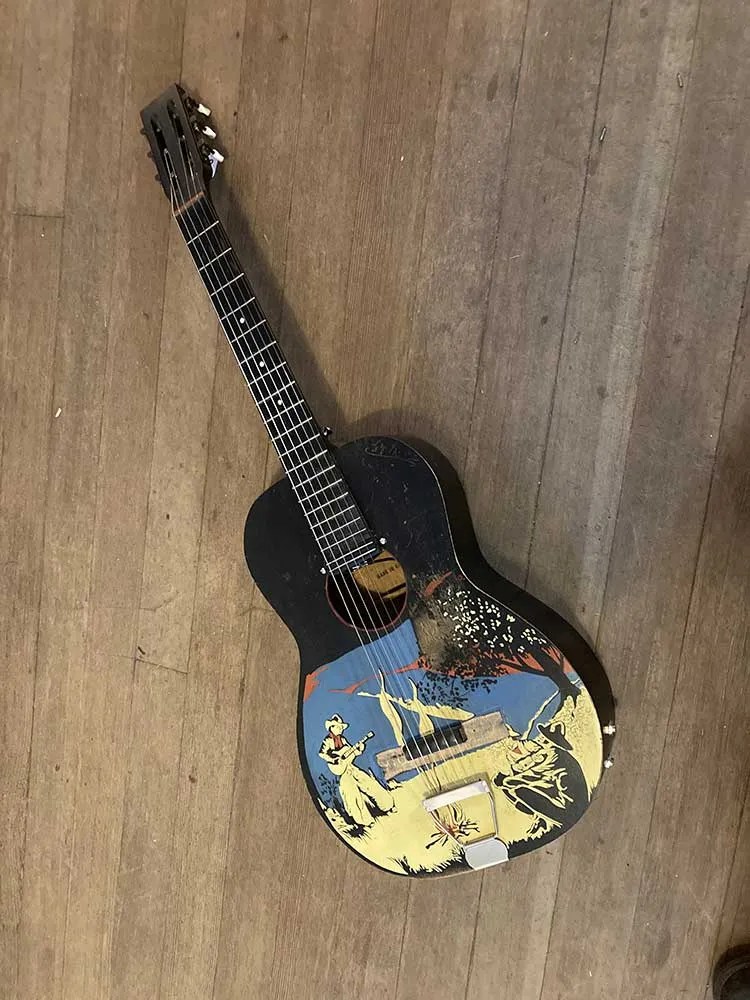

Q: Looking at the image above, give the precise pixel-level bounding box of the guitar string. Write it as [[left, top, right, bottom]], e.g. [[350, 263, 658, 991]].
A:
[[167, 144, 452, 797]]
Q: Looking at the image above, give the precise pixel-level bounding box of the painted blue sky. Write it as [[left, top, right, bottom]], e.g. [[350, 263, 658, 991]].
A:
[[303, 620, 567, 791]]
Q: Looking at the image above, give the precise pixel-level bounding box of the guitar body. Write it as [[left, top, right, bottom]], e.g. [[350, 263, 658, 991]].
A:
[[245, 436, 614, 877]]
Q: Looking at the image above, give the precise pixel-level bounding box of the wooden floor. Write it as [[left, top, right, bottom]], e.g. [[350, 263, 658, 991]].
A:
[[2, 0, 749, 997]]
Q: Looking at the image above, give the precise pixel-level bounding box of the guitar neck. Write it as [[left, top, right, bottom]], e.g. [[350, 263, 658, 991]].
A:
[[174, 193, 379, 573]]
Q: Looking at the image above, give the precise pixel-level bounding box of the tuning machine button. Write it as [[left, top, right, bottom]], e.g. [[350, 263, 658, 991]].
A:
[[202, 124, 217, 139], [197, 102, 211, 117], [207, 148, 225, 177]]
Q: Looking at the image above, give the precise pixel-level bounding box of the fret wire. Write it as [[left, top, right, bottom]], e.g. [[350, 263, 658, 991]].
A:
[[209, 272, 245, 297], [256, 388, 302, 410], [198, 247, 232, 271], [258, 379, 302, 404], [226, 328, 275, 366], [294, 480, 347, 503], [268, 416, 315, 439], [281, 448, 329, 468], [231, 333, 274, 366], [185, 219, 219, 245], [325, 538, 380, 563], [226, 319, 267, 344], [276, 435, 323, 460], [246, 359, 286, 381], [300, 492, 352, 512], [288, 465, 339, 489], [220, 298, 256, 321], [306, 503, 358, 529], [314, 519, 369, 541]]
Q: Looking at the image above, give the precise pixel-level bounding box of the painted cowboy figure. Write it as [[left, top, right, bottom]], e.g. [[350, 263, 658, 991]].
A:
[[319, 714, 394, 827], [493, 720, 589, 837]]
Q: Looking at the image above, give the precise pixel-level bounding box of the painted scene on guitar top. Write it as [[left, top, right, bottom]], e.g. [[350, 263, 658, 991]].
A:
[[302, 571, 603, 875]]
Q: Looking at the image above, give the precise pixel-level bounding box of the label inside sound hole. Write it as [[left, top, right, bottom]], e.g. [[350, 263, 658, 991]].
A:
[[326, 551, 407, 630]]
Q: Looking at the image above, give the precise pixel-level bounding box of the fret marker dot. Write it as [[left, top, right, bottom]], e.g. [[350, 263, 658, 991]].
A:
[[259, 361, 265, 368], [276, 397, 282, 404], [240, 317, 245, 324]]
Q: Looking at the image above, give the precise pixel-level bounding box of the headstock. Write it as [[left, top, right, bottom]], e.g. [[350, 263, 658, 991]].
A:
[[140, 83, 225, 211]]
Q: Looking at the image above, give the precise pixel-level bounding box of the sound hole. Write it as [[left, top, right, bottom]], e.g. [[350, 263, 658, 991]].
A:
[[325, 550, 408, 631]]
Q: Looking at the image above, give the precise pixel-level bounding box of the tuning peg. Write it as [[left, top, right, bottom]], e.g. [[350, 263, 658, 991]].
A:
[[202, 124, 217, 139], [197, 102, 211, 117], [207, 148, 224, 177]]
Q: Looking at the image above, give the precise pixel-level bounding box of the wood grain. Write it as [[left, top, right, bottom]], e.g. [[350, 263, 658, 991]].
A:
[[0, 216, 62, 1000], [112, 663, 186, 1000], [620, 235, 750, 1000], [17, 1, 131, 994], [398, 0, 528, 469], [107, 1, 188, 996], [2, 0, 749, 998], [14, 0, 74, 215], [334, 0, 452, 432], [539, 0, 750, 992]]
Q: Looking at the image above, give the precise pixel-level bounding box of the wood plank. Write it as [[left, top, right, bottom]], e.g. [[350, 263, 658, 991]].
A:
[[27, 0, 181, 986], [392, 1, 529, 996], [466, 850, 564, 1000], [465, 0, 694, 589], [137, 0, 246, 675], [212, 610, 303, 999], [620, 274, 750, 998], [275, 0, 377, 434], [333, 0, 453, 431], [228, 0, 311, 328], [17, 1, 131, 994], [0, 0, 26, 216], [0, 215, 62, 1000], [62, 2, 188, 997], [527, 0, 699, 631], [465, 2, 698, 994], [153, 14, 264, 992], [112, 664, 186, 1000], [397, 0, 527, 469], [14, 0, 74, 215], [539, 0, 750, 991], [157, 338, 266, 998]]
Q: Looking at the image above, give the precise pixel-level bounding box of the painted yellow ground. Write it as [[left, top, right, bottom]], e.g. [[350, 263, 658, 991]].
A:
[[322, 691, 603, 875]]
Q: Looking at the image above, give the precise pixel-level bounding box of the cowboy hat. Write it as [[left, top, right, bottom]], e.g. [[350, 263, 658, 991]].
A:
[[325, 714, 348, 730]]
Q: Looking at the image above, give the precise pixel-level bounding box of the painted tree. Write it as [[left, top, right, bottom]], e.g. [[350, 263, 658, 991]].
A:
[[415, 574, 579, 703]]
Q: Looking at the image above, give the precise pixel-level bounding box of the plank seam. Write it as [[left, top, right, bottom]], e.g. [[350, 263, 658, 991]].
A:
[[15, 216, 65, 996], [393, 0, 454, 421], [461, 0, 532, 479], [524, 0, 618, 598]]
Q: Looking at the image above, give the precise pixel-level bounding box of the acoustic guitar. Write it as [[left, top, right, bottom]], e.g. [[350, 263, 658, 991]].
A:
[[141, 84, 615, 877]]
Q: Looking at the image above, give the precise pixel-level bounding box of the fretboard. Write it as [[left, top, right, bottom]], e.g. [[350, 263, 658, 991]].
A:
[[174, 193, 379, 573]]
